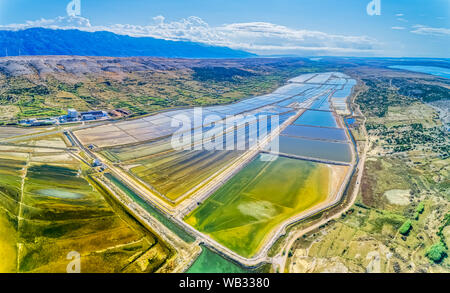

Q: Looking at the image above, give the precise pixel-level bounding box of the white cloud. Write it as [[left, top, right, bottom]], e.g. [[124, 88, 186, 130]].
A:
[[391, 26, 405, 30], [215, 22, 379, 55], [395, 13, 404, 17], [0, 16, 91, 30], [411, 25, 450, 37], [0, 15, 381, 56]]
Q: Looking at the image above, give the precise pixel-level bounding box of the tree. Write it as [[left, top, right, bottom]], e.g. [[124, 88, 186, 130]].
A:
[[426, 242, 447, 263]]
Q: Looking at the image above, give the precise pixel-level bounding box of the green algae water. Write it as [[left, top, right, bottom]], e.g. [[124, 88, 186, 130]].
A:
[[185, 154, 330, 257], [187, 245, 246, 273]]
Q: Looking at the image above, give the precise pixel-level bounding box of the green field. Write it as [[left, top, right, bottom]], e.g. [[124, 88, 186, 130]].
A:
[[184, 154, 332, 257], [0, 138, 172, 273]]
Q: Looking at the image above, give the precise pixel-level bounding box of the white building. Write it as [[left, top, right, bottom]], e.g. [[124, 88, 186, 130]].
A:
[[68, 108, 79, 119]]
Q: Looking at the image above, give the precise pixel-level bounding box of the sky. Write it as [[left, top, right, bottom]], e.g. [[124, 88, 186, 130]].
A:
[[0, 0, 449, 57]]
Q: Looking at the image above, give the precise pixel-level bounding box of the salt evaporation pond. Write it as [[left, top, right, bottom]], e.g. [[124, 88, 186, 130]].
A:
[[275, 136, 352, 163], [293, 110, 338, 128], [282, 125, 348, 141]]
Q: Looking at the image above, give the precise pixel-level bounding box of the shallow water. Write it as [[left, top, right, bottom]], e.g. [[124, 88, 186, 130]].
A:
[[184, 154, 330, 257], [389, 65, 450, 79], [187, 245, 246, 273], [309, 95, 332, 111], [293, 110, 338, 128], [275, 136, 352, 163], [36, 189, 83, 199], [282, 125, 348, 141]]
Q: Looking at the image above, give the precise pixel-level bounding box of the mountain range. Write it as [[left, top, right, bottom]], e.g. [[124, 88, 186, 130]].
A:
[[0, 28, 255, 58]]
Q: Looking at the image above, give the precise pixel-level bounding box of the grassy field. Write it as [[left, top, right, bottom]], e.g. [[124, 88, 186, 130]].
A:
[[185, 154, 334, 258], [289, 199, 449, 273], [0, 153, 26, 272], [0, 135, 172, 273]]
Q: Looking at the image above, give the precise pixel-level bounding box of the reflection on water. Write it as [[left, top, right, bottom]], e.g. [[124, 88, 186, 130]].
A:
[[37, 189, 83, 199], [282, 125, 348, 141], [293, 110, 338, 128], [274, 136, 352, 163]]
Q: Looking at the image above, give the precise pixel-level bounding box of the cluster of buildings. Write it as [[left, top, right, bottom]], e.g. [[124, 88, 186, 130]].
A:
[[19, 108, 110, 126], [60, 109, 109, 123]]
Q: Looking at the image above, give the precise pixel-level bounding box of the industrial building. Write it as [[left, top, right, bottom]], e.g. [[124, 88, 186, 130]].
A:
[[81, 110, 108, 121], [19, 108, 110, 127]]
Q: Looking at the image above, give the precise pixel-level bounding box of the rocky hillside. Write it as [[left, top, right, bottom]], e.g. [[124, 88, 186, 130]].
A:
[[0, 56, 311, 122]]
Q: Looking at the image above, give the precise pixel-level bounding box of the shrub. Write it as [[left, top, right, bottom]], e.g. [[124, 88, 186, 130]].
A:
[[399, 220, 412, 235], [416, 202, 425, 214]]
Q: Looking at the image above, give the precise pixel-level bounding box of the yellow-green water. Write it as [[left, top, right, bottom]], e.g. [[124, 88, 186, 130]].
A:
[[185, 154, 331, 258]]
